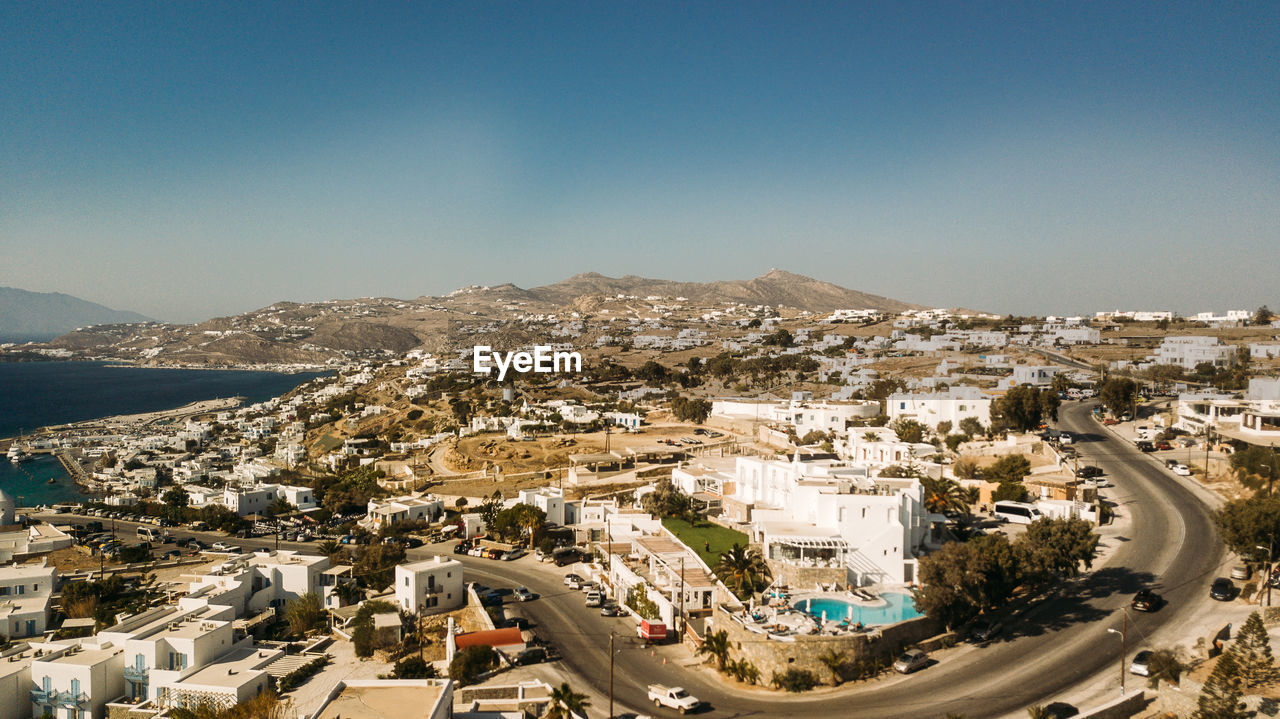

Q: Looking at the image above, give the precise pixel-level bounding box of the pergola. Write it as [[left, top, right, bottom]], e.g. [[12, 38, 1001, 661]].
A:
[[768, 536, 851, 566]]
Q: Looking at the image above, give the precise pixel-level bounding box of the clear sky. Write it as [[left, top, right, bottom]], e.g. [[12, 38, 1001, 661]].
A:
[[3, 2, 1277, 322]]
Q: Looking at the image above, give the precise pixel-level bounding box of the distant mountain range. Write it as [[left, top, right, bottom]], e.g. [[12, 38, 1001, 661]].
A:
[[27, 270, 933, 365], [446, 269, 923, 314], [0, 287, 152, 342]]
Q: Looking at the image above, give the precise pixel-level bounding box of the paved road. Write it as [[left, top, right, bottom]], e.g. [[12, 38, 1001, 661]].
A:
[[433, 401, 1227, 719]]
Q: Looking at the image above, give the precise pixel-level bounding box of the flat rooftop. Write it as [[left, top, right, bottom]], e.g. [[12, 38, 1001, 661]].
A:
[[315, 682, 447, 719]]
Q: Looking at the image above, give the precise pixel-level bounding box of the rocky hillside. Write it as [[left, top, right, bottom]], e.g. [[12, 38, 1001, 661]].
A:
[[27, 270, 929, 366]]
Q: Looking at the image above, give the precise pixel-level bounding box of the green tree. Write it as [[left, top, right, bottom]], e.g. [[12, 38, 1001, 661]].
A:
[[1212, 497, 1280, 563], [448, 645, 496, 686], [915, 533, 1023, 629], [990, 385, 1059, 433], [921, 475, 969, 515], [391, 656, 438, 679], [959, 416, 985, 438], [715, 543, 773, 598], [1016, 518, 1099, 586], [163, 486, 189, 515], [992, 482, 1028, 503], [698, 629, 731, 671], [284, 592, 322, 637], [1098, 378, 1138, 417], [546, 682, 591, 719], [1232, 611, 1277, 688], [1192, 649, 1246, 719], [1230, 446, 1279, 495], [891, 418, 927, 444], [986, 455, 1032, 484]]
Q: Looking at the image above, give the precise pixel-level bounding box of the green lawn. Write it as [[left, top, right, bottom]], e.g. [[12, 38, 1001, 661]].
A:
[[662, 517, 749, 568]]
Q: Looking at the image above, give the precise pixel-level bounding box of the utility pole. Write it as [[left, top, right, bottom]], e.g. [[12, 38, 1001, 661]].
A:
[[609, 631, 615, 719], [679, 557, 686, 642]]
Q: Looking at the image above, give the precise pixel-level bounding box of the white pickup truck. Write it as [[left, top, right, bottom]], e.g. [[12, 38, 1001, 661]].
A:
[[647, 684, 702, 713]]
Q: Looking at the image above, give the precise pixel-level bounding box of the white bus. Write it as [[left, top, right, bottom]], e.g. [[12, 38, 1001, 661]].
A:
[[993, 501, 1043, 525]]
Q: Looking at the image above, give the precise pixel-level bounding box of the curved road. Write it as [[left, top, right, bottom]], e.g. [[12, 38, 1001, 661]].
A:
[[430, 401, 1228, 718]]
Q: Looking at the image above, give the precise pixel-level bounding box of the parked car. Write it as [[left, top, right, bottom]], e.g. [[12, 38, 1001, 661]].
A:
[[968, 618, 1002, 642], [893, 649, 929, 674], [1210, 578, 1235, 601], [513, 647, 551, 665], [1130, 649, 1154, 676], [1132, 589, 1163, 612], [563, 574, 585, 590], [514, 587, 537, 602]]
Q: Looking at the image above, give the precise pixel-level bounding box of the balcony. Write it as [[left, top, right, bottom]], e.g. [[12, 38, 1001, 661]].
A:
[[55, 690, 89, 705], [124, 665, 150, 682]]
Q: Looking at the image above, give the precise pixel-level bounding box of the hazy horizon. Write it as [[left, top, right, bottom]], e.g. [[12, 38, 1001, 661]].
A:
[[4, 3, 1277, 323]]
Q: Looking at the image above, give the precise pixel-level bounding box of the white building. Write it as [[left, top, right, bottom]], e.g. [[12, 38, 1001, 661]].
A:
[[729, 454, 928, 585], [394, 556, 465, 615], [886, 387, 993, 432], [30, 640, 125, 719], [1151, 336, 1237, 370], [0, 561, 57, 639], [365, 494, 444, 529]]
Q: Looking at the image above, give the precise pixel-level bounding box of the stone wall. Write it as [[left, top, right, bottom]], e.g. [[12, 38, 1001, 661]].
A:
[[711, 607, 941, 685], [765, 560, 850, 592]]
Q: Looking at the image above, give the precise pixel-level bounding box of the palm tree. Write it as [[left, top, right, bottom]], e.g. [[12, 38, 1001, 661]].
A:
[[715, 543, 772, 598], [817, 647, 848, 685], [318, 540, 344, 562], [545, 682, 591, 719], [698, 629, 731, 671], [920, 475, 969, 516]]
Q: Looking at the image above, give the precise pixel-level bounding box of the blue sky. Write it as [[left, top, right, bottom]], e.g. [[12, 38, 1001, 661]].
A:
[[2, 2, 1277, 322]]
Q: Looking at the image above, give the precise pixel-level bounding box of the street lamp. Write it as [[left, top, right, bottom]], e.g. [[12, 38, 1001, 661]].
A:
[[1107, 614, 1128, 696]]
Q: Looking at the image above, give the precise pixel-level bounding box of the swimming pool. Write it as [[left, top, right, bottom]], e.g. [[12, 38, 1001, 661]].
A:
[[797, 592, 922, 626]]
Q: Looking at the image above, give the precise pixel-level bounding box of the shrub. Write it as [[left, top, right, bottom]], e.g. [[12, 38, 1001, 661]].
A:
[[449, 645, 497, 686], [771, 668, 818, 692]]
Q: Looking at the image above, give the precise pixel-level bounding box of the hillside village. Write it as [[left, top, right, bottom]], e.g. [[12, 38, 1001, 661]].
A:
[[0, 290, 1279, 719]]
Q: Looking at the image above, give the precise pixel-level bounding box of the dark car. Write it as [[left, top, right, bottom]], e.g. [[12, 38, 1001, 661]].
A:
[[513, 647, 550, 665], [969, 618, 1003, 642], [1132, 589, 1163, 612], [1210, 578, 1235, 601], [1075, 465, 1104, 479]]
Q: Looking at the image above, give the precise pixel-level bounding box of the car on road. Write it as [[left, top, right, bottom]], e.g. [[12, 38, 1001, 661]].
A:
[[513, 647, 552, 665], [968, 618, 1002, 642], [647, 685, 702, 714], [563, 574, 585, 590], [1130, 650, 1154, 676], [1132, 589, 1163, 612], [514, 587, 537, 602], [1172, 464, 1192, 476], [893, 649, 930, 674], [600, 601, 622, 616], [1075, 465, 1104, 479], [1210, 578, 1235, 601]]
